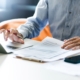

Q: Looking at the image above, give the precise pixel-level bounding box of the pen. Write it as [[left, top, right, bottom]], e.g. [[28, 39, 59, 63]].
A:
[[15, 55, 64, 63], [16, 56, 46, 63]]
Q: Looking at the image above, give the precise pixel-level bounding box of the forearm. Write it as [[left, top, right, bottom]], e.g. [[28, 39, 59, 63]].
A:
[[17, 0, 48, 39], [17, 19, 41, 39]]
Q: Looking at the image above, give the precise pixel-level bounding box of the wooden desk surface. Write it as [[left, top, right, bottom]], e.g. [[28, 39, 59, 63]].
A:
[[0, 54, 80, 80]]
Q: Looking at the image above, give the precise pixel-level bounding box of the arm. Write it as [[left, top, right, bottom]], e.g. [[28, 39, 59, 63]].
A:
[[17, 0, 48, 39]]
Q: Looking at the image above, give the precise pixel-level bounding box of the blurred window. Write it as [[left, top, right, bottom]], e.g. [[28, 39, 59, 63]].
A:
[[0, 0, 6, 8]]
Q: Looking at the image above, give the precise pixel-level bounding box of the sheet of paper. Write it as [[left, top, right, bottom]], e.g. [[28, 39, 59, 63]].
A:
[[14, 37, 80, 62]]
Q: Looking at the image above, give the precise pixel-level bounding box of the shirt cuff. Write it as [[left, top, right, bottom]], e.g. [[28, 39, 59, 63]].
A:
[[17, 27, 28, 39]]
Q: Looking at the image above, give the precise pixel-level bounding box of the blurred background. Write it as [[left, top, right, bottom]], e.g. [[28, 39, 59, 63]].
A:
[[0, 0, 39, 22]]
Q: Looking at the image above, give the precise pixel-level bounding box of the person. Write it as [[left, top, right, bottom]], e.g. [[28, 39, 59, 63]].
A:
[[0, 0, 80, 50]]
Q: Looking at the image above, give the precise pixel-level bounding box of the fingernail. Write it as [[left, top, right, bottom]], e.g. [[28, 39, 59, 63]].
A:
[[19, 39, 24, 44], [64, 47, 69, 50], [61, 45, 64, 48], [14, 33, 17, 35], [5, 37, 7, 41], [7, 30, 10, 33]]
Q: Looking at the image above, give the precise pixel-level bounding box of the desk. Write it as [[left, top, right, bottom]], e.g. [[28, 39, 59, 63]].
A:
[[0, 39, 80, 80], [0, 54, 80, 80]]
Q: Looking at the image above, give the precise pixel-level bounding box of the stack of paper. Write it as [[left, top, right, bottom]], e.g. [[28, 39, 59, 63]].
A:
[[14, 37, 80, 62]]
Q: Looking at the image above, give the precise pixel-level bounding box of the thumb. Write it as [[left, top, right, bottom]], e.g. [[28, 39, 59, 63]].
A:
[[12, 34, 24, 44], [18, 38, 24, 44]]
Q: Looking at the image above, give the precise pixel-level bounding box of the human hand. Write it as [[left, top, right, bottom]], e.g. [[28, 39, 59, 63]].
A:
[[61, 37, 80, 50], [0, 29, 24, 44]]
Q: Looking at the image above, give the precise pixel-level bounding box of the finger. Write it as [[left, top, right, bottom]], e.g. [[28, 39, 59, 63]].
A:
[[9, 34, 24, 44], [62, 38, 80, 48], [64, 39, 67, 42], [18, 38, 24, 44], [62, 37, 79, 48], [72, 46, 80, 50], [9, 29, 23, 39], [0, 29, 5, 33], [62, 42, 80, 50], [64, 37, 79, 43], [8, 29, 18, 40], [13, 35, 24, 44], [9, 33, 15, 42], [0, 29, 10, 41], [4, 30, 10, 41], [8, 29, 24, 43]]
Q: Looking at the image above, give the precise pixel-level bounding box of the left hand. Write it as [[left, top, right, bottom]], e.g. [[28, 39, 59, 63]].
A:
[[61, 37, 80, 50]]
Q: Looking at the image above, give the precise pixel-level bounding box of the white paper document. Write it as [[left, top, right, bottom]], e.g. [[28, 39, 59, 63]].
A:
[[14, 37, 80, 62]]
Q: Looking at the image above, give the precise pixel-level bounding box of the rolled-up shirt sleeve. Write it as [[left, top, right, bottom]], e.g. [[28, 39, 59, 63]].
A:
[[17, 0, 48, 39]]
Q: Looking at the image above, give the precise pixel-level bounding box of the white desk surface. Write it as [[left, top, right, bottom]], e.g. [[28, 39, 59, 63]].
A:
[[0, 39, 80, 80], [0, 54, 79, 80]]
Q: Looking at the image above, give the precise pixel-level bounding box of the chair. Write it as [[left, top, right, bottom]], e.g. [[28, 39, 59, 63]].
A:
[[0, 18, 52, 41]]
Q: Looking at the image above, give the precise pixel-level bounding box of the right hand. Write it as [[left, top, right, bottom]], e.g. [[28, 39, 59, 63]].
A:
[[0, 29, 24, 44]]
